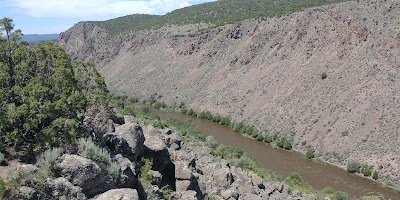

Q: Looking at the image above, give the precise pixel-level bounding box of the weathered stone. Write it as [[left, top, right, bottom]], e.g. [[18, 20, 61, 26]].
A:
[[303, 193, 316, 200], [175, 161, 193, 180], [211, 167, 234, 188], [13, 186, 43, 200], [46, 177, 87, 200], [170, 190, 197, 200], [104, 124, 145, 161], [53, 154, 106, 193], [111, 109, 125, 125], [164, 128, 173, 135], [266, 183, 283, 195], [150, 170, 163, 187], [281, 184, 291, 194], [143, 132, 170, 172], [176, 180, 192, 191], [241, 193, 262, 200], [167, 132, 182, 147], [251, 176, 265, 189], [93, 188, 139, 200], [124, 115, 139, 124], [115, 154, 137, 187], [221, 189, 239, 200]]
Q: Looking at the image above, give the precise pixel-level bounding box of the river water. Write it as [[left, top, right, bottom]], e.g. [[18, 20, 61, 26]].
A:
[[153, 109, 400, 200]]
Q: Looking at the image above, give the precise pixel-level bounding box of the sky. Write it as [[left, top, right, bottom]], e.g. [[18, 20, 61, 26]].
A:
[[0, 0, 214, 34]]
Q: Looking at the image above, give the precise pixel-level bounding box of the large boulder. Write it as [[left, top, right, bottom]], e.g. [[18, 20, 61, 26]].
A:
[[115, 154, 137, 187], [104, 124, 145, 161], [143, 131, 171, 172], [53, 154, 106, 193], [45, 177, 87, 200], [93, 189, 139, 200], [110, 109, 125, 125]]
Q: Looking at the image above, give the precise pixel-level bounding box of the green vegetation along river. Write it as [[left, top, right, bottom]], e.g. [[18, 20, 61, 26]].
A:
[[153, 108, 400, 200]]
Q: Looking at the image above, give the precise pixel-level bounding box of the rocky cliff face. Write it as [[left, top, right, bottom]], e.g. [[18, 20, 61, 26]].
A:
[[58, 0, 400, 188]]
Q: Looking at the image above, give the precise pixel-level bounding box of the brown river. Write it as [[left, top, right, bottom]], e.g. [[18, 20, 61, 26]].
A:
[[152, 108, 400, 200]]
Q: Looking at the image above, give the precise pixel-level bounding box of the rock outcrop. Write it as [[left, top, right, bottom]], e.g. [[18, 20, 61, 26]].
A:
[[104, 124, 145, 161], [53, 154, 106, 193], [58, 0, 400, 187], [8, 114, 320, 200]]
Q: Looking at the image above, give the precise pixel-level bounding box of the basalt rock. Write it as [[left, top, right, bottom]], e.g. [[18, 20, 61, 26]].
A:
[[53, 154, 106, 193], [104, 124, 145, 161]]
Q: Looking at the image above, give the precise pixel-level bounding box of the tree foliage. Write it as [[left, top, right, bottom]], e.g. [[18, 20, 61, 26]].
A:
[[0, 18, 104, 150], [92, 0, 350, 36]]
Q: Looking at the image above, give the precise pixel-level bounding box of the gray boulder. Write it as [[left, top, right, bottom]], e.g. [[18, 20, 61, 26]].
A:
[[104, 124, 145, 161], [53, 154, 106, 192], [170, 190, 197, 200], [45, 177, 87, 200], [150, 170, 163, 187], [12, 186, 43, 200], [93, 188, 139, 200], [166, 132, 182, 150], [143, 132, 170, 172], [115, 154, 137, 187], [111, 109, 125, 125]]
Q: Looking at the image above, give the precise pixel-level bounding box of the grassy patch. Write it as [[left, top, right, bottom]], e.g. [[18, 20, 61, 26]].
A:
[[91, 0, 351, 36], [77, 137, 120, 178]]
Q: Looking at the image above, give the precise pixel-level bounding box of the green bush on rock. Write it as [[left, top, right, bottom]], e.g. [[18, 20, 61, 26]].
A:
[[77, 138, 120, 178]]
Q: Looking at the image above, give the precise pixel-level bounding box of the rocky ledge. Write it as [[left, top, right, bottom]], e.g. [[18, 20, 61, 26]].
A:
[[8, 114, 317, 200]]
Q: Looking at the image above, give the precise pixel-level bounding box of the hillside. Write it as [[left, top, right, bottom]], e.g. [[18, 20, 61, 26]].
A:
[[90, 0, 350, 36], [58, 0, 400, 191]]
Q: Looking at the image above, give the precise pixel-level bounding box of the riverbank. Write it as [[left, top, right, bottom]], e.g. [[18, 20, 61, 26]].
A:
[[109, 95, 398, 199]]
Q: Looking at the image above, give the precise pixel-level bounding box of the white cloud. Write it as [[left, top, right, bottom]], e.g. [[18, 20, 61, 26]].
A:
[[6, 0, 194, 19]]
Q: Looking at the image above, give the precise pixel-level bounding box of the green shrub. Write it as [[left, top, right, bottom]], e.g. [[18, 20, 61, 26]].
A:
[[285, 172, 302, 187], [263, 135, 273, 144], [161, 185, 173, 200], [333, 191, 349, 200], [347, 160, 361, 173], [220, 116, 231, 126], [212, 146, 243, 160], [129, 97, 139, 104], [187, 109, 197, 117], [372, 171, 379, 180], [77, 138, 120, 178], [234, 121, 245, 133], [0, 177, 5, 197], [0, 152, 4, 163], [139, 158, 154, 183], [360, 164, 373, 177], [36, 148, 62, 177], [107, 161, 121, 179], [276, 138, 292, 150], [305, 148, 315, 159], [360, 195, 381, 200], [255, 134, 264, 141], [211, 115, 221, 123], [301, 141, 307, 146], [251, 132, 259, 139]]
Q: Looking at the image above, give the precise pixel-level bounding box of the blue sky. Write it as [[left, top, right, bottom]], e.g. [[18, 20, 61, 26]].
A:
[[0, 0, 214, 34]]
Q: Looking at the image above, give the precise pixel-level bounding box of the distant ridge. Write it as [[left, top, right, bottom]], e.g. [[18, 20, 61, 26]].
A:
[[22, 34, 59, 42], [89, 0, 350, 36]]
